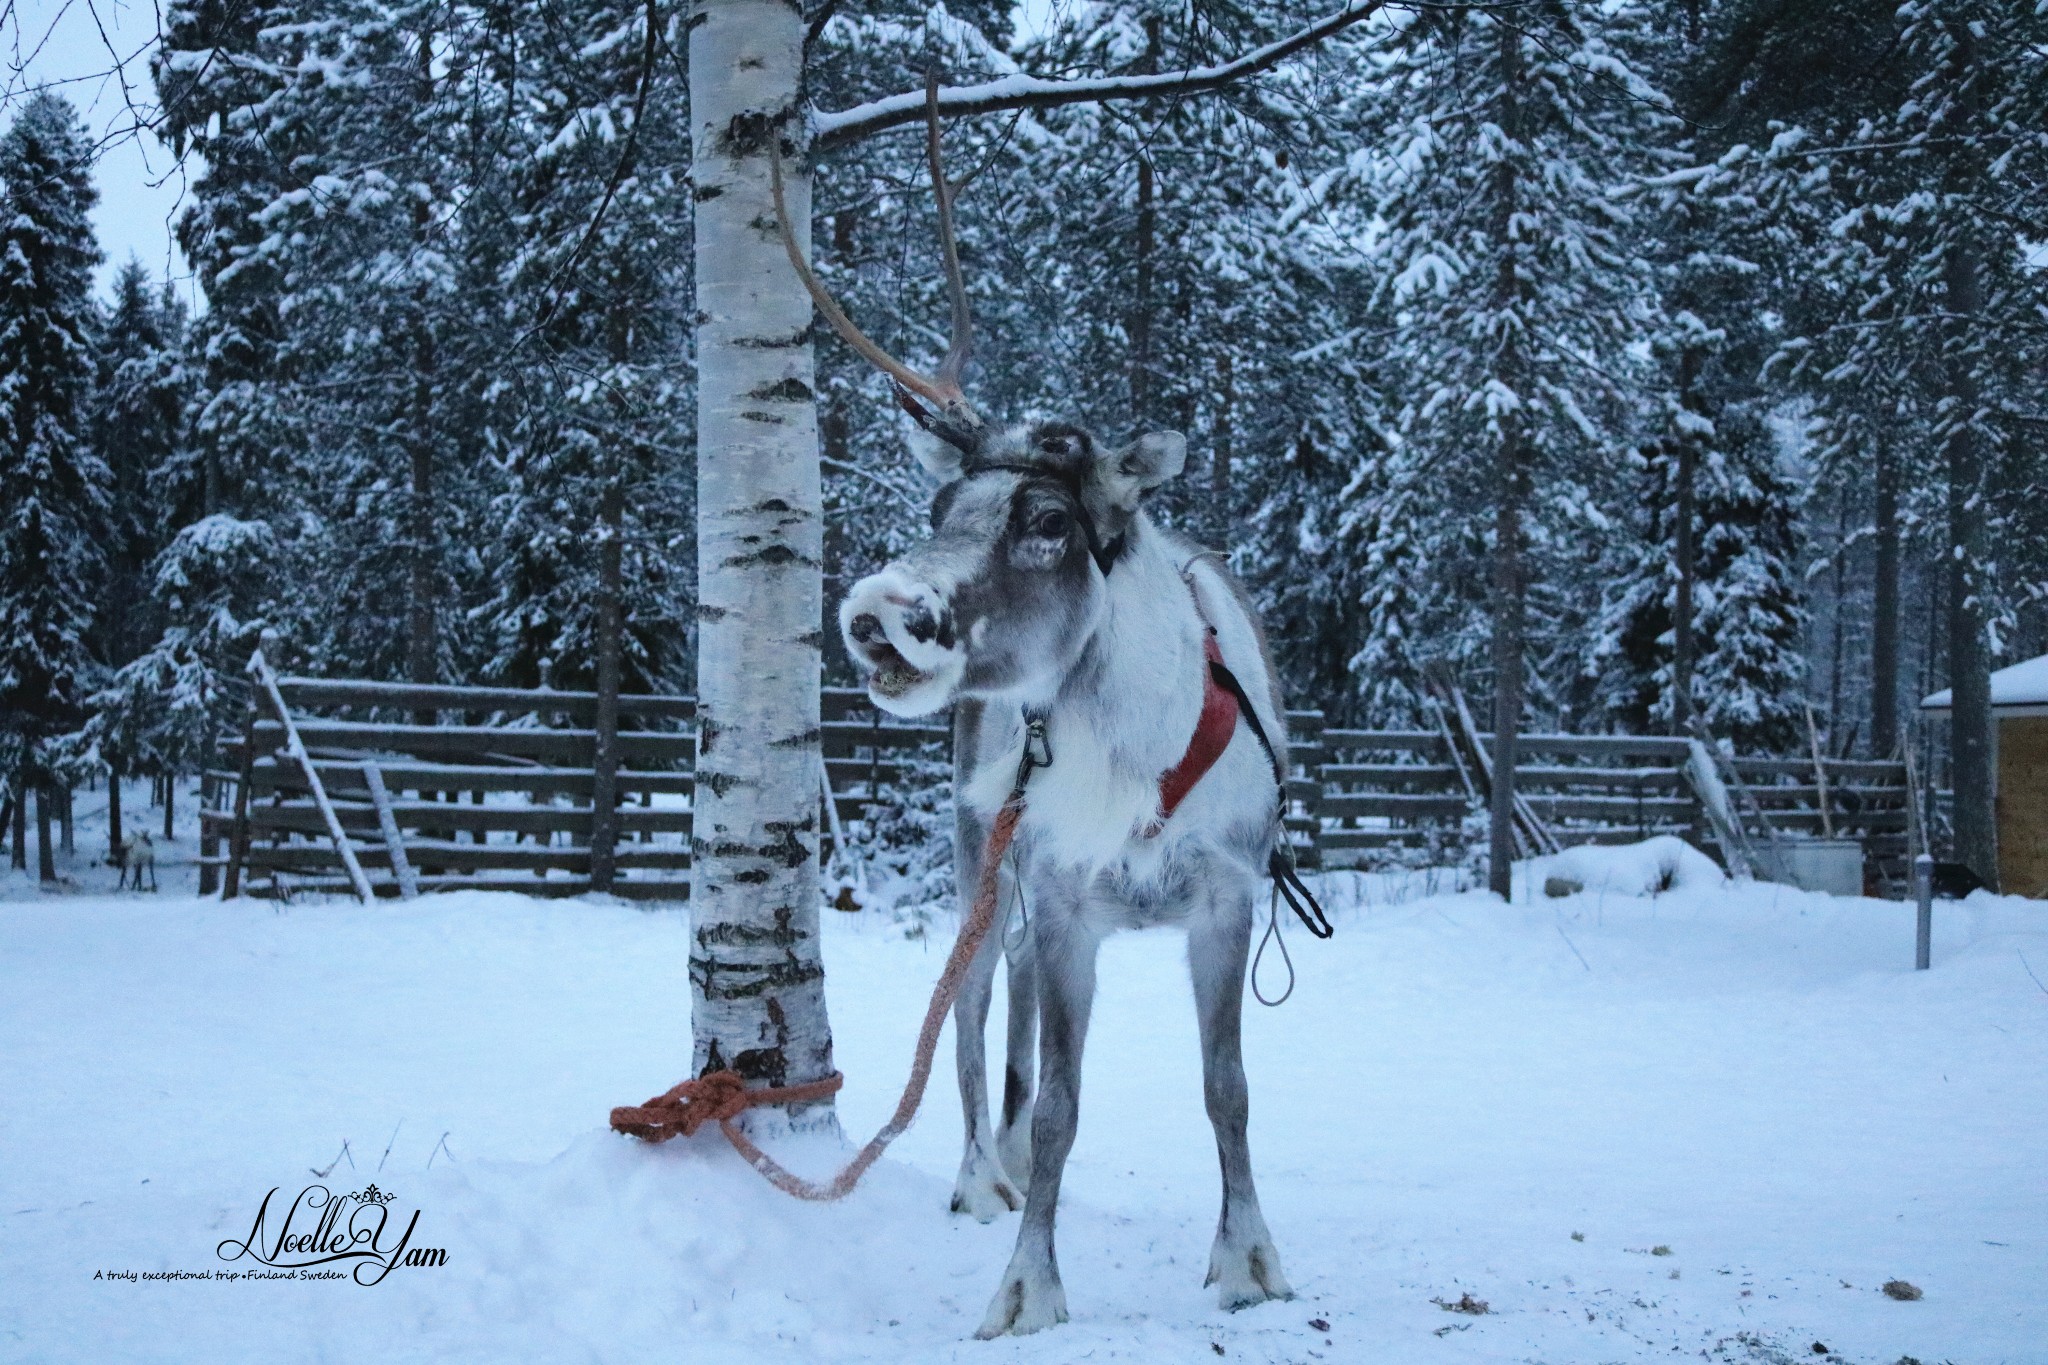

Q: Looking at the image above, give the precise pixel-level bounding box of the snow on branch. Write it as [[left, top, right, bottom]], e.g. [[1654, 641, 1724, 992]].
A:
[[812, 0, 1389, 152]]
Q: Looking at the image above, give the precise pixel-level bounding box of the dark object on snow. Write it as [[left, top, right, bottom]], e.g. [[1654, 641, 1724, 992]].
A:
[[1810, 1344, 1830, 1355], [1930, 862, 1985, 899], [1544, 875, 1583, 898], [1882, 1279, 1923, 1301], [1434, 1293, 1490, 1315], [1309, 1318, 1331, 1333]]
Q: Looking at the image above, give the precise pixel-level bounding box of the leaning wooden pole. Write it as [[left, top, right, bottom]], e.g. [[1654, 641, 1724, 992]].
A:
[[248, 650, 375, 903]]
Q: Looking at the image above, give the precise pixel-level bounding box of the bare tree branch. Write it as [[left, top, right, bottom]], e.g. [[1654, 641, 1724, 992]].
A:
[[812, 0, 1389, 152]]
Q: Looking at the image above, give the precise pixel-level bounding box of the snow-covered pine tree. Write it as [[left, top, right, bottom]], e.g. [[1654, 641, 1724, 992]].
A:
[[1586, 44, 1815, 752], [1757, 0, 2048, 881], [0, 93, 106, 880], [85, 514, 280, 817], [89, 259, 190, 674], [1342, 2, 1672, 893], [1863, 2, 2046, 886], [1671, 0, 1918, 760], [154, 0, 304, 525], [478, 0, 696, 698]]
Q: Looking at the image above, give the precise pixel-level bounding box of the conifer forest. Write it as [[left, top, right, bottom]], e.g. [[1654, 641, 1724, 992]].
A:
[[2, 0, 2044, 888]]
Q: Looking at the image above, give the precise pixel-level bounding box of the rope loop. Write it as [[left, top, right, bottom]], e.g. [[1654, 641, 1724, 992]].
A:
[[1250, 883, 1296, 1007]]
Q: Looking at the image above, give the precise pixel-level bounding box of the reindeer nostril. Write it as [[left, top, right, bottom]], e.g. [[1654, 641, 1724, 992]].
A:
[[850, 613, 885, 645], [903, 602, 938, 644]]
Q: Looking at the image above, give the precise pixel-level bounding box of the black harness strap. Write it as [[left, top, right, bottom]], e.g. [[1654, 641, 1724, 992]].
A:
[[1207, 658, 1335, 941]]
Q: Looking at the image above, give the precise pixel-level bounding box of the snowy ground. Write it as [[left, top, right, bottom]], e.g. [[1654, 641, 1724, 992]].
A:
[[3, 844, 2045, 1364]]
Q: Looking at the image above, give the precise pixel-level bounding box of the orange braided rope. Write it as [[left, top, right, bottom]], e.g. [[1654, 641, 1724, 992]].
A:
[[609, 794, 1027, 1201]]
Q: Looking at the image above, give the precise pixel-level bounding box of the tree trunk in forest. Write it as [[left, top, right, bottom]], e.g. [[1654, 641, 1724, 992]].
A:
[[1128, 17, 1161, 425], [1937, 19, 1996, 890], [59, 784, 73, 856], [36, 784, 56, 883], [1212, 352, 1234, 546], [164, 776, 175, 841], [1826, 490, 1849, 736], [1871, 432, 1900, 759], [1943, 228, 1995, 889], [407, 23, 442, 695], [10, 781, 24, 870], [1671, 347, 1700, 735], [108, 767, 123, 865], [687, 0, 836, 1133], [407, 334, 438, 689], [1487, 15, 1525, 903], [1131, 155, 1156, 421], [590, 475, 624, 893]]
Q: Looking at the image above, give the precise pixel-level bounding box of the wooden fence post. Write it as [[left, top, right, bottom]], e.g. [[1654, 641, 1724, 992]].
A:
[[222, 709, 258, 900]]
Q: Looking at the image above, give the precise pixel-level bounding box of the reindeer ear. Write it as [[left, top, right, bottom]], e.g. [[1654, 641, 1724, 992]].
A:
[[1098, 431, 1186, 508], [906, 425, 965, 482]]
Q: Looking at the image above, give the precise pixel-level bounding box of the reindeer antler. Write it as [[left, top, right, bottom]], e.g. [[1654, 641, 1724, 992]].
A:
[[770, 72, 985, 452]]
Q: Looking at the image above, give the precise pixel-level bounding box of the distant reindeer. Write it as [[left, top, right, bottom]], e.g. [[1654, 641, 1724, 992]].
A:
[[116, 831, 157, 892], [780, 101, 1298, 1337]]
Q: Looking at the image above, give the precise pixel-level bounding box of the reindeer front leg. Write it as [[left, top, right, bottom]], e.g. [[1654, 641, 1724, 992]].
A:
[[977, 889, 1097, 1338], [1189, 873, 1293, 1311], [951, 876, 1021, 1220]]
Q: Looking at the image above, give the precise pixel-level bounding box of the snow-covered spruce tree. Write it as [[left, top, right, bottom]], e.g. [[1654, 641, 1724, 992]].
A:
[[0, 93, 106, 877], [1671, 0, 1923, 760], [84, 515, 280, 814], [1594, 408, 1806, 753], [478, 0, 696, 698], [1342, 2, 1671, 893], [154, 0, 305, 526], [1585, 100, 1815, 752], [89, 260, 191, 675], [1853, 3, 2046, 884]]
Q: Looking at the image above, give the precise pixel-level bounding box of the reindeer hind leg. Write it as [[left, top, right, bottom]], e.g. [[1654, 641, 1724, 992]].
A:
[[1189, 877, 1293, 1311]]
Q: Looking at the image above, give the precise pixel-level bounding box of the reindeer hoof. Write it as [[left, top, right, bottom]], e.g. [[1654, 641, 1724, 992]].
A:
[[1205, 1235, 1294, 1312], [949, 1149, 1021, 1223], [974, 1259, 1068, 1338]]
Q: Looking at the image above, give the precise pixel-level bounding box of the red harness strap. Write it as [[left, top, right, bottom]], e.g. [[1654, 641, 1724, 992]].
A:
[[1151, 629, 1240, 830]]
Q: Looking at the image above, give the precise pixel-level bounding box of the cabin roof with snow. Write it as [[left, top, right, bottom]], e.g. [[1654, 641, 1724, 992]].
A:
[[1921, 652, 2048, 717]]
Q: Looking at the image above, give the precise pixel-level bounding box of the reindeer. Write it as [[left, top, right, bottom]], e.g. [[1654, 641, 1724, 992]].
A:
[[116, 830, 157, 892], [777, 97, 1298, 1338]]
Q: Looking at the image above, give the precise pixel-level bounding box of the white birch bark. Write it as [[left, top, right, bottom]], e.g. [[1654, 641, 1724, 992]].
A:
[[688, 0, 836, 1135]]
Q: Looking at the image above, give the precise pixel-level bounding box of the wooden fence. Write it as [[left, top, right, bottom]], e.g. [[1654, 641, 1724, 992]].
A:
[[1299, 726, 1910, 893], [204, 674, 1910, 901]]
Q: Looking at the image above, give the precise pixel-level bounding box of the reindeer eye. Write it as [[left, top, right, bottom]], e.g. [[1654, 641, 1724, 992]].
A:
[[1039, 436, 1069, 455], [1032, 509, 1071, 539]]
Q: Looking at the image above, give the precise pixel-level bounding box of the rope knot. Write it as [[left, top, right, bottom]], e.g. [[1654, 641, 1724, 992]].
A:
[[609, 1069, 839, 1143]]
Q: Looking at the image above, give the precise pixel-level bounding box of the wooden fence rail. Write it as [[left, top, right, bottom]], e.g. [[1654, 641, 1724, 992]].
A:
[[206, 673, 1910, 902]]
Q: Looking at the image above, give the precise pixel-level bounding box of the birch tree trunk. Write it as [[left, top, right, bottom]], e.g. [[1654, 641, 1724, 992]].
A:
[[688, 0, 837, 1133]]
